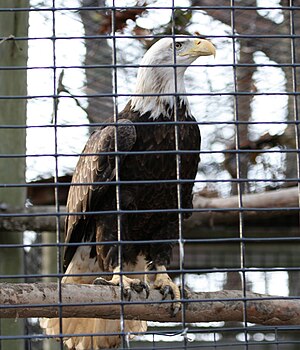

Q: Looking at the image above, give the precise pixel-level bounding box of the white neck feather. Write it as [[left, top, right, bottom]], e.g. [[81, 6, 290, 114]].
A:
[[130, 64, 191, 120]]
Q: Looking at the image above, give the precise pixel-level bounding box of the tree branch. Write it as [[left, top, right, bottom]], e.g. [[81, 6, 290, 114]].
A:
[[0, 186, 299, 232], [192, 1, 289, 69], [0, 205, 65, 232], [0, 283, 299, 326], [191, 0, 280, 38], [187, 186, 299, 227]]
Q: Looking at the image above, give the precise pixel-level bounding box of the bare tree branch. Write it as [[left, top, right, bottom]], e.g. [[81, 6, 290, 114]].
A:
[[0, 186, 299, 232], [188, 186, 299, 227], [192, 0, 281, 46], [56, 69, 88, 115], [0, 283, 299, 326], [0, 205, 65, 233]]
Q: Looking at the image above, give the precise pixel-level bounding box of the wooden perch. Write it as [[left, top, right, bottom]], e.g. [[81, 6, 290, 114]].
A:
[[0, 186, 299, 233], [0, 283, 300, 326], [186, 186, 300, 227], [0, 187, 299, 232], [0, 205, 64, 233]]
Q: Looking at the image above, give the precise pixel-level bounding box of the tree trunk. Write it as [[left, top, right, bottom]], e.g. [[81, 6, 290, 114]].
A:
[[0, 1, 29, 348], [80, 0, 113, 127], [279, 1, 300, 180], [233, 1, 257, 195], [229, 38, 256, 194]]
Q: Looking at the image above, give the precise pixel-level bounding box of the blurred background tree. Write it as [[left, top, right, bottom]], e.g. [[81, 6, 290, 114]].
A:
[[0, 0, 29, 348]]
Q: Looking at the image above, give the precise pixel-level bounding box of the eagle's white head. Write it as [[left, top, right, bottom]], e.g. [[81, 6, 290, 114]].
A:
[[130, 37, 216, 119]]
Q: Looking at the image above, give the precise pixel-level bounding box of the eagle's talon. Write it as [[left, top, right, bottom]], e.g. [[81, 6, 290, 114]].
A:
[[161, 285, 173, 300], [93, 277, 112, 286], [143, 282, 150, 299], [93, 274, 148, 301], [171, 303, 181, 317], [130, 281, 146, 294], [123, 288, 132, 301], [152, 265, 181, 316], [134, 281, 150, 298]]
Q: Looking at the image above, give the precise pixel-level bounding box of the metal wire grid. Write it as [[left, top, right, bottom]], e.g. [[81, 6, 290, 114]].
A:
[[0, 2, 300, 350]]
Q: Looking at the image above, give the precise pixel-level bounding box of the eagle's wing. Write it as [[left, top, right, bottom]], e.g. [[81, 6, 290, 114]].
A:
[[40, 120, 142, 349], [63, 119, 137, 271]]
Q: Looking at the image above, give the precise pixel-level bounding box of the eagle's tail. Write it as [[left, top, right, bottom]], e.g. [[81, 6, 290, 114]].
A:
[[40, 247, 147, 349], [40, 316, 147, 349]]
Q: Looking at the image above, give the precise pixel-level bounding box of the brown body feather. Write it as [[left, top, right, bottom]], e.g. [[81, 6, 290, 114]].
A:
[[64, 100, 200, 272]]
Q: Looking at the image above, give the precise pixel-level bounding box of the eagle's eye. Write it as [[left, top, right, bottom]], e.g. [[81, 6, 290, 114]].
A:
[[175, 42, 183, 50]]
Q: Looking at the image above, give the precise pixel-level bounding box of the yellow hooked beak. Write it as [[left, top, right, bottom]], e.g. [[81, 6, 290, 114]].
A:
[[180, 39, 216, 58]]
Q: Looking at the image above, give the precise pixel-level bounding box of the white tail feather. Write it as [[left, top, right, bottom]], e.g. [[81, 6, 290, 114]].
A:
[[40, 247, 147, 349]]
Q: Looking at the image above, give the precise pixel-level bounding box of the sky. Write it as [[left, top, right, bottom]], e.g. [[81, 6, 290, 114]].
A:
[[27, 0, 88, 180]]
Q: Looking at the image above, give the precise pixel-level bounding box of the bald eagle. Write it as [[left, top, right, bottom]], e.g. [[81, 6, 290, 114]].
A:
[[41, 37, 215, 349]]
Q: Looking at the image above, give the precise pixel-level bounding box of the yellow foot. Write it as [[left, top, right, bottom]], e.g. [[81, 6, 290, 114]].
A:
[[152, 265, 181, 316], [94, 266, 149, 301]]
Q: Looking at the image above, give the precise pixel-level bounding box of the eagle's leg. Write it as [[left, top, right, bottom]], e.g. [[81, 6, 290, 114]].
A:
[[151, 264, 181, 316], [94, 266, 149, 300]]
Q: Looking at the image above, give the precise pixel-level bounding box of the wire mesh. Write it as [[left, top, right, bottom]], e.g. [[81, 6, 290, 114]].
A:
[[0, 1, 300, 350]]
